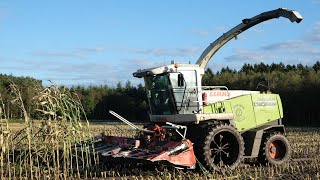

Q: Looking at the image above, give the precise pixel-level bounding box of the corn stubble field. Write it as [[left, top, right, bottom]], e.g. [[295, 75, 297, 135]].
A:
[[1, 83, 320, 179]]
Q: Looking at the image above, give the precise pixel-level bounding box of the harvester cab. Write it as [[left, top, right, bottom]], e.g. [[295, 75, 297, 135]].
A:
[[93, 8, 303, 172], [134, 63, 203, 116]]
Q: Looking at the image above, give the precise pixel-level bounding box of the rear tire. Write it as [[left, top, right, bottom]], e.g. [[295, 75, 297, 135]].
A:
[[258, 133, 291, 165], [203, 124, 244, 172]]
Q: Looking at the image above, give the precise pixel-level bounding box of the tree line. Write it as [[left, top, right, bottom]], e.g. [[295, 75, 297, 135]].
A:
[[1, 61, 320, 126], [68, 81, 149, 121], [0, 74, 43, 119], [0, 75, 149, 122]]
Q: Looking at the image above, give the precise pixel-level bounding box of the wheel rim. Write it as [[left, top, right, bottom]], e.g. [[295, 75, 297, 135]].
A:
[[209, 130, 240, 168], [268, 140, 287, 160]]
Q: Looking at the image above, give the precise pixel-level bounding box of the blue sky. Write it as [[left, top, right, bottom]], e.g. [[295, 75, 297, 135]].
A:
[[0, 1, 319, 87]]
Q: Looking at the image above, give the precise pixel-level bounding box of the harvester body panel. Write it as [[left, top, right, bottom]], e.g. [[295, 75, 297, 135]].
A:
[[203, 93, 284, 132], [251, 94, 283, 126]]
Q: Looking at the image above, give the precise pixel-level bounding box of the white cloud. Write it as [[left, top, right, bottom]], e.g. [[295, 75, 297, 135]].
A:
[[115, 46, 202, 57], [79, 47, 106, 53], [122, 58, 161, 70], [6, 20, 320, 87], [16, 56, 147, 87], [248, 28, 264, 33], [260, 41, 320, 56], [221, 49, 316, 71], [305, 21, 320, 44], [189, 29, 210, 37], [189, 26, 228, 37], [312, 0, 320, 4], [224, 49, 277, 63], [213, 26, 227, 33], [260, 40, 306, 51], [0, 6, 8, 20], [251, 21, 320, 59], [222, 37, 319, 70], [8, 44, 202, 86], [0, 57, 124, 86], [32, 46, 106, 59], [224, 21, 320, 66], [32, 51, 86, 59]]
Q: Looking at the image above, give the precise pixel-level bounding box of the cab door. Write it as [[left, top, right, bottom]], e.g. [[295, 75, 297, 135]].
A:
[[169, 70, 198, 114]]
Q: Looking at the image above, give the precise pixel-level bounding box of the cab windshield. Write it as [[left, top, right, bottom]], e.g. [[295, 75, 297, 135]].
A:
[[144, 74, 176, 115]]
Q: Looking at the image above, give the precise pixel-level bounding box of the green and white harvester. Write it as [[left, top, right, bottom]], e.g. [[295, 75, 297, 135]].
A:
[[93, 8, 303, 172]]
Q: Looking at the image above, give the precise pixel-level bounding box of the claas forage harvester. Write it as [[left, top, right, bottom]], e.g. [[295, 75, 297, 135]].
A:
[[91, 8, 303, 172]]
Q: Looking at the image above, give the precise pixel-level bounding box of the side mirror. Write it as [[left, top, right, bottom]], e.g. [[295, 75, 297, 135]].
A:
[[178, 74, 184, 87]]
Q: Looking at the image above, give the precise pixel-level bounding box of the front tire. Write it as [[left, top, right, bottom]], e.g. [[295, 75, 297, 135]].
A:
[[203, 124, 244, 172], [258, 133, 291, 165]]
